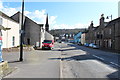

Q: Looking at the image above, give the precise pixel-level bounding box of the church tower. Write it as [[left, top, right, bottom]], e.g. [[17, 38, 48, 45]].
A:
[[45, 14, 49, 32]]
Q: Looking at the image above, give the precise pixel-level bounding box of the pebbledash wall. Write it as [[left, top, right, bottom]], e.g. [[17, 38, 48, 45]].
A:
[[0, 11, 20, 48]]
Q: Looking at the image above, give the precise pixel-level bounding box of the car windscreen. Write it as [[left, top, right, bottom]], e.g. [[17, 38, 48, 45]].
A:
[[43, 40, 52, 43]]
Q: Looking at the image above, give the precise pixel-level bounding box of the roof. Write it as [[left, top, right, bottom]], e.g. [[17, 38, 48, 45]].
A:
[[105, 17, 120, 27], [38, 24, 44, 27], [11, 11, 45, 28], [0, 11, 19, 23]]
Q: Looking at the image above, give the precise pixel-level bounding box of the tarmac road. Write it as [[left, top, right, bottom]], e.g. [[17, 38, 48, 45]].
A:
[[2, 42, 120, 79], [60, 43, 120, 79], [2, 43, 61, 78]]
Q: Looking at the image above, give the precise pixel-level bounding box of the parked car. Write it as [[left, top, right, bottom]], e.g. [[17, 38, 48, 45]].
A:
[[84, 43, 89, 47], [57, 40, 61, 43], [89, 43, 99, 49], [42, 40, 54, 50], [68, 40, 74, 43]]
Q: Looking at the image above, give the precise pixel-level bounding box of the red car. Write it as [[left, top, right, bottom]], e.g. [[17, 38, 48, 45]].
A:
[[42, 40, 54, 50]]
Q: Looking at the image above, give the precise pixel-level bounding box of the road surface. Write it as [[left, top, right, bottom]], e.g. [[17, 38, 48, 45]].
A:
[[2, 42, 120, 79]]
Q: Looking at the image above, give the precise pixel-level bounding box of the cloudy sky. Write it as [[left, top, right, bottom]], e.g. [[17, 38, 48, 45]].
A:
[[0, 0, 119, 30]]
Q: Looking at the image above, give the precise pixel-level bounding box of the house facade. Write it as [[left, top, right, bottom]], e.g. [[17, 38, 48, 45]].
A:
[[85, 14, 120, 51], [81, 32, 86, 45], [11, 12, 45, 47], [104, 17, 120, 51], [0, 11, 20, 48]]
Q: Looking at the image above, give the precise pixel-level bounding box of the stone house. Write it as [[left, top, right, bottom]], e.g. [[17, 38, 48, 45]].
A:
[[85, 21, 95, 44], [104, 17, 120, 51], [85, 14, 120, 51]]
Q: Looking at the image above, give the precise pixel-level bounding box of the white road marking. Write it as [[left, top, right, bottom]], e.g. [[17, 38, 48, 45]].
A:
[[110, 62, 120, 67], [92, 55, 120, 68], [92, 55, 104, 60]]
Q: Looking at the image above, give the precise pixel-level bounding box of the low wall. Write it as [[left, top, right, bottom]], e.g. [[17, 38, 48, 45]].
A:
[[2, 46, 34, 53]]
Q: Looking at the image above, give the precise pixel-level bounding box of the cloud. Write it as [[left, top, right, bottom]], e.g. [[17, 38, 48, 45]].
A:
[[49, 16, 57, 24], [0, 1, 57, 27], [0, 1, 93, 30], [0, 0, 21, 16], [24, 9, 57, 26]]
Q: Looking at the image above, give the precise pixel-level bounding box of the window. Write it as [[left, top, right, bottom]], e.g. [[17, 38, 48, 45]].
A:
[[98, 32, 100, 34], [0, 17, 2, 26], [94, 32, 96, 37], [109, 28, 111, 34], [108, 39, 112, 48], [12, 36, 15, 46], [102, 30, 104, 35], [0, 30, 2, 36]]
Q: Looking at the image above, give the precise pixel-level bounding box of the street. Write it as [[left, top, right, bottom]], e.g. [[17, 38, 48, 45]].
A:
[[3, 43, 61, 78], [2, 42, 120, 79], [60, 43, 119, 78]]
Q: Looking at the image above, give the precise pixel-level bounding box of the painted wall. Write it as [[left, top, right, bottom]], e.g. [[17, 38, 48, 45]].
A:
[[81, 33, 86, 45], [45, 31, 54, 40], [74, 32, 82, 43], [0, 14, 20, 48]]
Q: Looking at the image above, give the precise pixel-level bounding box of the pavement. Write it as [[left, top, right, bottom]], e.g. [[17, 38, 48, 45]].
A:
[[1, 44, 61, 78]]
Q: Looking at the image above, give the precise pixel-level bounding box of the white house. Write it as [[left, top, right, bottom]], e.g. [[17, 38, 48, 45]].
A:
[[119, 1, 120, 17], [0, 11, 20, 48], [81, 33, 86, 45]]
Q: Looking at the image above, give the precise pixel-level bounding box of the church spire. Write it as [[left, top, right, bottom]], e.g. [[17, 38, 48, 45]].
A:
[[45, 13, 49, 32]]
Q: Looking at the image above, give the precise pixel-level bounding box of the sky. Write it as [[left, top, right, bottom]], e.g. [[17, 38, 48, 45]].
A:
[[0, 0, 119, 30]]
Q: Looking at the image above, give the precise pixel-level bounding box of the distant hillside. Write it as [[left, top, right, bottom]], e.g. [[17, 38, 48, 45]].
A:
[[50, 28, 86, 37]]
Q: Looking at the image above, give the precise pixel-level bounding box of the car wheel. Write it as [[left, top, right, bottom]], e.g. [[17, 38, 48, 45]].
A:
[[49, 47, 51, 50], [42, 47, 44, 50]]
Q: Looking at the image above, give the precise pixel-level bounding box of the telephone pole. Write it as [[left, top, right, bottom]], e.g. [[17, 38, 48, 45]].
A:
[[19, 0, 24, 61]]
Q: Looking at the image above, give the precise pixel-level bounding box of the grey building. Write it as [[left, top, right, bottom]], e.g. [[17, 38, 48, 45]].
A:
[[11, 12, 53, 48]]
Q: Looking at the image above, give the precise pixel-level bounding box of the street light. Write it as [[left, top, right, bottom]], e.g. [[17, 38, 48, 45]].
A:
[[19, 0, 24, 61], [106, 15, 112, 21]]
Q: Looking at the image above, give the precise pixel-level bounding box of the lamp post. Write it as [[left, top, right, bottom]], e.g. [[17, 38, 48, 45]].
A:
[[19, 0, 24, 61], [106, 15, 112, 21]]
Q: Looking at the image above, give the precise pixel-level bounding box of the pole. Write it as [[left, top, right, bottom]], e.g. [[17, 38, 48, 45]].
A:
[[19, 0, 24, 61]]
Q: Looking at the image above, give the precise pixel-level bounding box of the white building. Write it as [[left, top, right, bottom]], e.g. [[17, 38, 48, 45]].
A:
[[81, 33, 86, 45], [119, 1, 120, 17], [0, 11, 20, 48]]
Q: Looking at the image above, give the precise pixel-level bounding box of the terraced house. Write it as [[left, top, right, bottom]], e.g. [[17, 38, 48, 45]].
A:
[[85, 14, 120, 52]]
